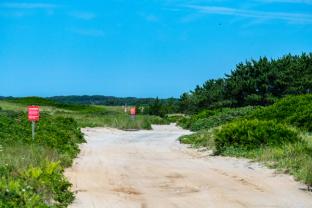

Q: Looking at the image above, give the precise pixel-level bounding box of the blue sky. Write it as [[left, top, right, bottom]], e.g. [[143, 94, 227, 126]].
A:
[[1, 0, 312, 98]]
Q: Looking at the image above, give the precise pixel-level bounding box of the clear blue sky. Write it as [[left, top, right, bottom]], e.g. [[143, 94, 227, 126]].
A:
[[1, 0, 312, 98]]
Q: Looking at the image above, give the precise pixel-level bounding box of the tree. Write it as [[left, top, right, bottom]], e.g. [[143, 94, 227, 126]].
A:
[[179, 53, 312, 113]]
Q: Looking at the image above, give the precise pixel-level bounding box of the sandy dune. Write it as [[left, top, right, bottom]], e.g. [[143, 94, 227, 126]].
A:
[[65, 124, 312, 208]]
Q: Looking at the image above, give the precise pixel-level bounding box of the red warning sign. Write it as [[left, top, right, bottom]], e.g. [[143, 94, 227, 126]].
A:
[[130, 107, 136, 116], [28, 106, 40, 121]]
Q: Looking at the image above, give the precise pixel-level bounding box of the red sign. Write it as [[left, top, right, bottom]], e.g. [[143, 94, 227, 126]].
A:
[[28, 106, 40, 121], [130, 107, 136, 116]]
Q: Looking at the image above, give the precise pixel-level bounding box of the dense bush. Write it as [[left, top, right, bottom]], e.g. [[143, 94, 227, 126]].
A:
[[178, 109, 214, 129], [249, 94, 312, 131], [215, 119, 300, 153], [0, 162, 73, 207], [178, 107, 256, 131], [0, 110, 84, 207], [0, 111, 84, 164]]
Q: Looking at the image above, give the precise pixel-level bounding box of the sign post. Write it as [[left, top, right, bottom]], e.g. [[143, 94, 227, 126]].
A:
[[28, 106, 40, 140], [32, 121, 35, 141]]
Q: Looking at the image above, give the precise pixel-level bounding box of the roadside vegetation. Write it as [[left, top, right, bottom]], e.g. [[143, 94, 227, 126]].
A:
[[178, 106, 256, 131], [0, 97, 167, 207], [0, 110, 84, 207], [0, 97, 167, 130], [177, 53, 312, 190]]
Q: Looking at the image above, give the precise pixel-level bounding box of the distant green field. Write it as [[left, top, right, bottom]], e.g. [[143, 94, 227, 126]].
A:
[[0, 100, 70, 113], [0, 98, 167, 130]]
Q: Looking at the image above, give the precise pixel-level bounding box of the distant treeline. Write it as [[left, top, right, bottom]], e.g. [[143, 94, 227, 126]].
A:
[[179, 53, 312, 113], [48, 95, 178, 106]]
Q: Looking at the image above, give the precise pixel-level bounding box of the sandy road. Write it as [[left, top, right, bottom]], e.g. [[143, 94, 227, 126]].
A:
[[65, 124, 312, 208]]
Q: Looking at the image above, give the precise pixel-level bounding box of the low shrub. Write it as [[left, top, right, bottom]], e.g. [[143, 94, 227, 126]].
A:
[[193, 107, 256, 131], [177, 110, 213, 129], [165, 114, 185, 123], [0, 111, 84, 166], [0, 110, 84, 207], [0, 162, 73, 207], [215, 119, 300, 153], [179, 130, 215, 150], [178, 107, 256, 131], [305, 163, 312, 191], [250, 94, 312, 131]]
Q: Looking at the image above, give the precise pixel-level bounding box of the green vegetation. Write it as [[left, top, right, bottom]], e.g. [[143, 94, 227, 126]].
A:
[[178, 106, 256, 131], [214, 119, 300, 152], [5, 97, 102, 113], [164, 114, 185, 123], [57, 112, 167, 130], [144, 97, 179, 117], [249, 94, 312, 131], [180, 53, 312, 113], [49, 95, 179, 107], [179, 129, 215, 151], [0, 110, 84, 207]]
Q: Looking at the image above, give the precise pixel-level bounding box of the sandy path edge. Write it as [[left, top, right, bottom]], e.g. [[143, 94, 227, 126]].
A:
[[65, 124, 312, 208]]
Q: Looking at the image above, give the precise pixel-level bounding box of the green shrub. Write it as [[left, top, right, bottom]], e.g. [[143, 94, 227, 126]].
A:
[[179, 130, 215, 150], [250, 94, 312, 131], [305, 163, 312, 191], [0, 162, 73, 207], [165, 114, 185, 123], [178, 107, 256, 131], [178, 109, 217, 129], [177, 116, 191, 129], [215, 119, 300, 153], [0, 110, 84, 207], [0, 111, 84, 165]]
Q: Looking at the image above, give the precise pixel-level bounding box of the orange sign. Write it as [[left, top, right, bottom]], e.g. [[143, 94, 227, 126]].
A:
[[130, 107, 136, 116]]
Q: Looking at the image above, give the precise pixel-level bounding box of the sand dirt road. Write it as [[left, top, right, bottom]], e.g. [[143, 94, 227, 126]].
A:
[[65, 124, 312, 208]]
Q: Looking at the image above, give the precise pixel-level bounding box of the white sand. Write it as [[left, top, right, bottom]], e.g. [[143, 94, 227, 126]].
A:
[[65, 124, 312, 208]]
